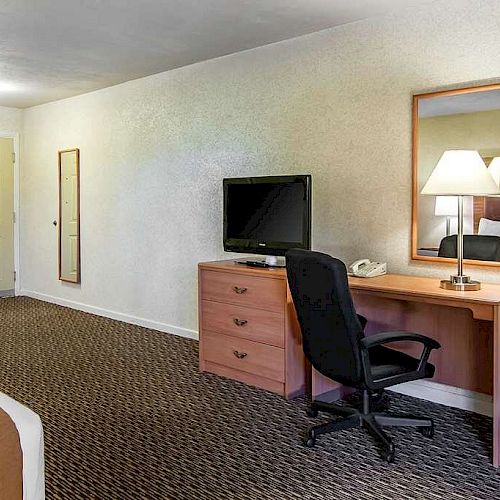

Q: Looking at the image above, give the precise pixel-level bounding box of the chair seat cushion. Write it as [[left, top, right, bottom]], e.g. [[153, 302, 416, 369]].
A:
[[368, 345, 435, 381]]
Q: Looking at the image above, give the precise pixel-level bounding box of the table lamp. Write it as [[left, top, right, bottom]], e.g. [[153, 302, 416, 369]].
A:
[[488, 157, 500, 188], [421, 150, 499, 290], [434, 196, 458, 237]]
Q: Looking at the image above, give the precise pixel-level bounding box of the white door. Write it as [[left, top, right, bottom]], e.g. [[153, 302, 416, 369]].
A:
[[0, 138, 14, 294]]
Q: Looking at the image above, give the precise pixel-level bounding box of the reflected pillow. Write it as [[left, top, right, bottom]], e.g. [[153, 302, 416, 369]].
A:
[[478, 218, 500, 236]]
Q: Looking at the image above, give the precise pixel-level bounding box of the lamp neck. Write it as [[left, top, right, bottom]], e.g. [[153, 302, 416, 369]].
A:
[[457, 195, 464, 277]]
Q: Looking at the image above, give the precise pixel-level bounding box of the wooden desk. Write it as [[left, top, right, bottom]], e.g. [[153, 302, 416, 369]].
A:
[[198, 262, 500, 466], [312, 273, 500, 467]]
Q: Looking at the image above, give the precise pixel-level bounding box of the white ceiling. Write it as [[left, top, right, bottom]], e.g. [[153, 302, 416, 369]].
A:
[[419, 89, 500, 118], [0, 0, 433, 108]]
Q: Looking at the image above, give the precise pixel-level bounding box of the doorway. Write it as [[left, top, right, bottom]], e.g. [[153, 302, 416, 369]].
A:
[[0, 138, 15, 296]]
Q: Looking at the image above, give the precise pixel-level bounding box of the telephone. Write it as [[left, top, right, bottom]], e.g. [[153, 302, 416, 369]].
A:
[[348, 259, 387, 278]]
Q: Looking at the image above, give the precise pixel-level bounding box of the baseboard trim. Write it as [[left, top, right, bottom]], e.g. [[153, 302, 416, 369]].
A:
[[19, 290, 199, 341], [390, 379, 493, 417]]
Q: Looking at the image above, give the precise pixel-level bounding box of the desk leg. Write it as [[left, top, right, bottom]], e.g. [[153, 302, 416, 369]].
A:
[[494, 305, 500, 467]]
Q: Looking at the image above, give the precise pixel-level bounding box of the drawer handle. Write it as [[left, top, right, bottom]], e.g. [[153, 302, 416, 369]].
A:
[[233, 350, 248, 359], [233, 318, 248, 327], [233, 286, 248, 294]]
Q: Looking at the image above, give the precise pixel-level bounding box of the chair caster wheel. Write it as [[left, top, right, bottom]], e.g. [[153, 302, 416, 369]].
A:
[[304, 430, 316, 448], [418, 424, 434, 438], [381, 444, 395, 463], [306, 407, 318, 418]]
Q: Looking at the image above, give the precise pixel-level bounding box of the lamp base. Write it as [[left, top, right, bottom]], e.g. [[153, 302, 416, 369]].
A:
[[440, 275, 481, 291]]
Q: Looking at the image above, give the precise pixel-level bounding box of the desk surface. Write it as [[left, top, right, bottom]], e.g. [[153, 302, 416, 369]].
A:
[[200, 261, 500, 306], [349, 274, 500, 306], [199, 260, 286, 279]]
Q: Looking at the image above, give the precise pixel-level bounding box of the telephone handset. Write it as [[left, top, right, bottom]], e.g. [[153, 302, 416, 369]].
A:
[[348, 259, 387, 278]]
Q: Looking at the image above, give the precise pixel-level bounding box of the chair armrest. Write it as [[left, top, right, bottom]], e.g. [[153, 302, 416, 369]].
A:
[[359, 331, 441, 390], [360, 331, 441, 350]]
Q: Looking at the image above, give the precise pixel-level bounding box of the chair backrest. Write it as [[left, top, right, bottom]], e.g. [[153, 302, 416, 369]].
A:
[[286, 249, 365, 387], [438, 234, 500, 261]]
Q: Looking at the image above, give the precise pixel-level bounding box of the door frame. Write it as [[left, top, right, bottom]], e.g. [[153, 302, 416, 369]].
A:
[[0, 132, 20, 295]]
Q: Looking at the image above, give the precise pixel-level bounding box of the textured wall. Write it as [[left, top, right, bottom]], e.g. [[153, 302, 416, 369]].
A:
[[20, 0, 500, 334], [0, 106, 21, 134]]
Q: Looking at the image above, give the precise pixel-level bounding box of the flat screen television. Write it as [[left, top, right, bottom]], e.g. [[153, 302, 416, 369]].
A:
[[223, 175, 311, 265]]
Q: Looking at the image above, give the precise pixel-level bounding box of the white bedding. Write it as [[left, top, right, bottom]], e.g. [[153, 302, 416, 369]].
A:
[[478, 217, 500, 236], [0, 393, 45, 500]]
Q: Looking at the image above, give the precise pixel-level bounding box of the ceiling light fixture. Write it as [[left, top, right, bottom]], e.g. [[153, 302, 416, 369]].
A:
[[0, 81, 20, 92]]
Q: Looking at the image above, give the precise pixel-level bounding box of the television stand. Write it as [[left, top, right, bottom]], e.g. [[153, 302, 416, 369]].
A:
[[236, 256, 286, 268], [198, 259, 305, 398]]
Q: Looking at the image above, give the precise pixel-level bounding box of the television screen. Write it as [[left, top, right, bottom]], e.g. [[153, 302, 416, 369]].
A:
[[223, 175, 311, 256]]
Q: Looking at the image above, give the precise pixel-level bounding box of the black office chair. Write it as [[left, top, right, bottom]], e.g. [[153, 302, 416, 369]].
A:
[[438, 234, 500, 261], [286, 249, 441, 462]]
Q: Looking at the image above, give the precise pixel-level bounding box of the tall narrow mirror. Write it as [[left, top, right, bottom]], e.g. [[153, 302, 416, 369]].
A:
[[59, 148, 80, 283], [412, 83, 500, 267]]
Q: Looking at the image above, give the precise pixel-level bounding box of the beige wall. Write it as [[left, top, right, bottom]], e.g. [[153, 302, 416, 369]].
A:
[[417, 109, 500, 248], [19, 0, 500, 336]]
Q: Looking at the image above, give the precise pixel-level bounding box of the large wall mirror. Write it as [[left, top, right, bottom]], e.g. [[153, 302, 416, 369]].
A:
[[412, 83, 500, 267], [58, 148, 80, 283]]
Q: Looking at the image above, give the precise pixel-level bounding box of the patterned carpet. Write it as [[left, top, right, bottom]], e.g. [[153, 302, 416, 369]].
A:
[[1, 297, 500, 499]]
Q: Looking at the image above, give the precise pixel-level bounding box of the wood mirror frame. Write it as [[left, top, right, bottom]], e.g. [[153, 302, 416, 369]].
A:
[[58, 148, 81, 283], [412, 82, 500, 268]]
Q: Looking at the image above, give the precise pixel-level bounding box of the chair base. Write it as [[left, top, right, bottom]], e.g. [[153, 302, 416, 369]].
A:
[[304, 392, 434, 463]]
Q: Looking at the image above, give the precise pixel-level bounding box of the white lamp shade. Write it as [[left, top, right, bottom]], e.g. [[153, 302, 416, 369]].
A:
[[421, 150, 499, 196], [488, 157, 500, 188], [434, 196, 458, 216]]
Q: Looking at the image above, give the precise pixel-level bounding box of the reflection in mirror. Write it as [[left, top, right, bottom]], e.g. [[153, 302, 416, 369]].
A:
[[59, 149, 80, 282], [413, 84, 500, 265]]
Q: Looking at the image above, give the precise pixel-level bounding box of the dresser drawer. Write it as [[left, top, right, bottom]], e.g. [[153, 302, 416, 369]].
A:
[[203, 331, 285, 382], [201, 300, 284, 347], [200, 270, 285, 313]]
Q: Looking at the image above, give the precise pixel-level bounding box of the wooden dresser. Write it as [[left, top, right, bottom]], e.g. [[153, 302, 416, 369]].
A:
[[198, 260, 305, 398]]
